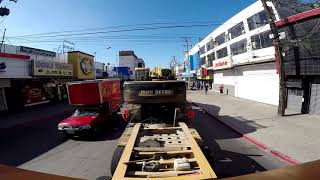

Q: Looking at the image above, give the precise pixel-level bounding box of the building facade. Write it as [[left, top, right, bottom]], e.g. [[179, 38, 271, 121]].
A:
[[119, 51, 143, 80], [188, 0, 281, 105], [0, 44, 96, 112], [271, 0, 320, 114]]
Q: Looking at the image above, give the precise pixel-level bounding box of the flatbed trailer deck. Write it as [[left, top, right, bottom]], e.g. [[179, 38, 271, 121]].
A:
[[112, 122, 217, 180]]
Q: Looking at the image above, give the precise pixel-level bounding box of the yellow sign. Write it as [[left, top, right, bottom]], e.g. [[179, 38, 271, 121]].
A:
[[68, 51, 95, 79], [33, 60, 73, 77]]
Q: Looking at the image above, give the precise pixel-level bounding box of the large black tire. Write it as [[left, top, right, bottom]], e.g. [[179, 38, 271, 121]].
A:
[[111, 146, 125, 175]]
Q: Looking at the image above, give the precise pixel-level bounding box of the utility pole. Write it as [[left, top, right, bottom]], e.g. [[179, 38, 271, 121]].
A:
[[261, 0, 286, 116], [185, 38, 191, 90], [0, 28, 6, 53]]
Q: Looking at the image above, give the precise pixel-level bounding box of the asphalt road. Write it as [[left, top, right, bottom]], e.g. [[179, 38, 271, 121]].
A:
[[190, 105, 289, 178], [0, 104, 288, 179]]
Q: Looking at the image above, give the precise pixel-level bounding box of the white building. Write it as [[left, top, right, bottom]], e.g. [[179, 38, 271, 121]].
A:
[[189, 0, 281, 105], [95, 61, 104, 78], [119, 51, 140, 80]]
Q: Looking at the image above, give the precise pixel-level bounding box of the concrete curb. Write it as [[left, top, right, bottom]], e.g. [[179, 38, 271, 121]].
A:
[[190, 101, 300, 165]]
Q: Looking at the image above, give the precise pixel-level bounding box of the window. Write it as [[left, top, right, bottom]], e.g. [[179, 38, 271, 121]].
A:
[[251, 31, 273, 50], [230, 39, 247, 55], [247, 11, 268, 31], [216, 47, 228, 59], [206, 39, 215, 51], [228, 22, 245, 39], [199, 45, 206, 54], [207, 52, 215, 67], [200, 57, 206, 66], [215, 33, 226, 46]]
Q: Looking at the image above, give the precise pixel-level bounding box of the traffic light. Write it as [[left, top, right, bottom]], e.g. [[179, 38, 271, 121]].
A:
[[0, 7, 9, 16]]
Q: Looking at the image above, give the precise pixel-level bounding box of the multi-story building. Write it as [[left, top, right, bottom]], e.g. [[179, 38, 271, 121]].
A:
[[119, 51, 144, 80], [188, 0, 281, 105], [137, 58, 145, 68]]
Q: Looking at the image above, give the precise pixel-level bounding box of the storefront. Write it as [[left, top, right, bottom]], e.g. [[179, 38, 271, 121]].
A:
[[68, 51, 95, 80], [0, 52, 31, 111], [32, 60, 73, 102]]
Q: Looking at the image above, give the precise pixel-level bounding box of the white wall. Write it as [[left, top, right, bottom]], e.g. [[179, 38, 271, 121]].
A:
[[0, 58, 31, 79], [214, 62, 279, 105], [235, 63, 279, 105], [214, 69, 236, 86], [119, 55, 137, 79]]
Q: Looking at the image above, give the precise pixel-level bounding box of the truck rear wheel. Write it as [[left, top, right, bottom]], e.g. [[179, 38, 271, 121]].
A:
[[111, 146, 125, 175]]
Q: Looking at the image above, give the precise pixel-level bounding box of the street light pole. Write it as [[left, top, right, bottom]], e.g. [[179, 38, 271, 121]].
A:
[[185, 38, 191, 90], [261, 0, 286, 116]]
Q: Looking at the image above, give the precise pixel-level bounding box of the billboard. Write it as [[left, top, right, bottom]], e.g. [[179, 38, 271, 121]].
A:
[[68, 51, 95, 79], [33, 60, 73, 77]]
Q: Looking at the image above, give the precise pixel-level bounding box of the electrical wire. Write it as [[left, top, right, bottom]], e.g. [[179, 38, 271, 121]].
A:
[[10, 21, 225, 38]]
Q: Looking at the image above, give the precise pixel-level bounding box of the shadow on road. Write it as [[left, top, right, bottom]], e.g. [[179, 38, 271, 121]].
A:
[[0, 104, 124, 167], [72, 122, 127, 142], [190, 107, 267, 178]]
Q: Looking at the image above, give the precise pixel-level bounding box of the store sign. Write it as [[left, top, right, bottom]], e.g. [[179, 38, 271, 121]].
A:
[[80, 58, 94, 75], [0, 62, 6, 72], [68, 51, 95, 79], [212, 57, 232, 70], [33, 60, 73, 77], [0, 58, 30, 79], [21, 81, 48, 106], [20, 46, 56, 57]]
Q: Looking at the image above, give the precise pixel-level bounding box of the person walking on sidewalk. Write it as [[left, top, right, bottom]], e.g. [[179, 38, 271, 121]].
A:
[[205, 83, 209, 94], [219, 85, 224, 94]]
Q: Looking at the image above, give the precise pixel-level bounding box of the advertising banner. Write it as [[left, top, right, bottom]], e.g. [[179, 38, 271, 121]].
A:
[[0, 53, 31, 79], [33, 60, 73, 77], [68, 51, 95, 79], [21, 81, 49, 107]]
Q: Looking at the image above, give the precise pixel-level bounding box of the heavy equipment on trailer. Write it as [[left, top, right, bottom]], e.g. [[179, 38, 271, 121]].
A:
[[111, 80, 216, 179]]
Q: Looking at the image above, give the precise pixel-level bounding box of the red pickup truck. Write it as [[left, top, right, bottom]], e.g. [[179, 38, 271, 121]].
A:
[[58, 79, 121, 137]]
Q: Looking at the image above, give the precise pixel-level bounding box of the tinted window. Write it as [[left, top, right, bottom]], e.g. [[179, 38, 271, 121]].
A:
[[217, 47, 228, 59], [251, 31, 273, 50], [207, 52, 215, 66], [206, 39, 215, 51], [247, 11, 268, 31], [199, 45, 206, 54], [230, 39, 247, 55], [200, 57, 206, 66], [228, 22, 245, 39], [215, 33, 226, 46]]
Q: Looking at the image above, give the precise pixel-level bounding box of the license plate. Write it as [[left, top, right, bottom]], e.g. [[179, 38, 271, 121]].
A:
[[67, 130, 75, 134]]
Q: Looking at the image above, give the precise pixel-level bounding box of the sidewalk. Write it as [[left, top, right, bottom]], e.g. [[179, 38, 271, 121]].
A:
[[0, 103, 75, 130], [188, 90, 320, 163]]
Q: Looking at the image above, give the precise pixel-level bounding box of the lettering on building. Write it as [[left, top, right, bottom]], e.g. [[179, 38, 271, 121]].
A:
[[215, 61, 228, 67]]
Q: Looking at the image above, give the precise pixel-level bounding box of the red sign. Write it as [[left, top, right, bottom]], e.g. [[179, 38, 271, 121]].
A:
[[212, 57, 232, 70], [215, 61, 228, 67], [0, 52, 30, 60], [21, 81, 48, 106]]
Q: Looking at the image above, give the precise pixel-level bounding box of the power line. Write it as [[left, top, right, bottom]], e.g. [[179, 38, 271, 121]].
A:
[[10, 21, 227, 38]]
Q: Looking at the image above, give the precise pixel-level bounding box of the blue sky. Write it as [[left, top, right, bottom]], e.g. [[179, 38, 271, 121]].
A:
[[2, 0, 257, 68]]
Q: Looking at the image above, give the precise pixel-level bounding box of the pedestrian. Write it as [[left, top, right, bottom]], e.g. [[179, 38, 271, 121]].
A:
[[205, 83, 209, 94], [219, 85, 224, 94]]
